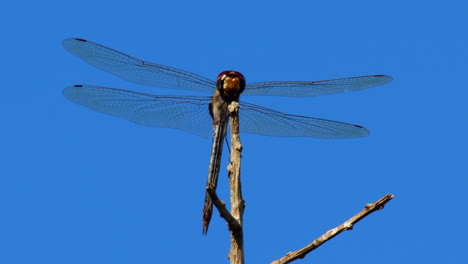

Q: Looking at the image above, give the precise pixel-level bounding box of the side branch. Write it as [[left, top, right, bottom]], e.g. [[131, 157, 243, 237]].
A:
[[271, 194, 394, 264], [206, 184, 241, 231]]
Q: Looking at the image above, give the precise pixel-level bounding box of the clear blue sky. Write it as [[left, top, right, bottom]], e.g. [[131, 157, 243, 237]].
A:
[[2, 1, 467, 263]]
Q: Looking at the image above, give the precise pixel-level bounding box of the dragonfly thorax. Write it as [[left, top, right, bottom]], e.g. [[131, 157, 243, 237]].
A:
[[216, 71, 246, 101]]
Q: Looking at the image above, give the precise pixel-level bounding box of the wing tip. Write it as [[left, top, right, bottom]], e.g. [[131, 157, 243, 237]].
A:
[[63, 37, 87, 43], [354, 124, 371, 137], [63, 84, 84, 98], [373, 74, 394, 84], [324, 125, 370, 139], [62, 38, 89, 51], [63, 84, 84, 89]]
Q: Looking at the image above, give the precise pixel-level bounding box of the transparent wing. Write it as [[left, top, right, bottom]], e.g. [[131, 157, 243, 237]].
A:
[[243, 75, 393, 97], [62, 38, 216, 93], [239, 102, 369, 138], [63, 85, 214, 138], [63, 85, 369, 139]]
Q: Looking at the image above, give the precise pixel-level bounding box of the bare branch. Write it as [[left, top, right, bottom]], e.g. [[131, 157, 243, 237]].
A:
[[206, 184, 240, 231], [271, 194, 394, 264], [227, 101, 245, 264]]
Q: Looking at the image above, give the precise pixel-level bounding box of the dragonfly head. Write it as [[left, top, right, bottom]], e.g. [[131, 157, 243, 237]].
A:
[[216, 71, 246, 101]]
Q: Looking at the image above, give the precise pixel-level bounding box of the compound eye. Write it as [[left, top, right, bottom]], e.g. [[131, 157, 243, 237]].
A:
[[234, 71, 245, 81], [217, 71, 231, 80], [217, 71, 245, 82]]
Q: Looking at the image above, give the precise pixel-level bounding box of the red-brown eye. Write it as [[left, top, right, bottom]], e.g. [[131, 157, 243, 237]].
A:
[[217, 71, 231, 80], [217, 71, 245, 81], [233, 71, 245, 80]]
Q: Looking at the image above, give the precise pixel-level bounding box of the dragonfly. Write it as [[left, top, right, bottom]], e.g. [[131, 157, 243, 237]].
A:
[[62, 38, 392, 234]]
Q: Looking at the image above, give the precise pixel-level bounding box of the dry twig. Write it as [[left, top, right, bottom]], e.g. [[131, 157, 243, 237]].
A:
[[227, 101, 245, 264], [208, 101, 392, 264], [270, 194, 394, 264], [206, 184, 240, 231]]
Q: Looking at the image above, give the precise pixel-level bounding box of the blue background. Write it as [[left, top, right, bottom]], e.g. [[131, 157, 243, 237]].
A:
[[2, 1, 467, 263]]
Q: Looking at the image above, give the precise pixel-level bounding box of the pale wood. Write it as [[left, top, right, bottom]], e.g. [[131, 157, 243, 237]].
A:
[[227, 101, 245, 264], [270, 194, 394, 264], [207, 101, 393, 264], [206, 184, 240, 232]]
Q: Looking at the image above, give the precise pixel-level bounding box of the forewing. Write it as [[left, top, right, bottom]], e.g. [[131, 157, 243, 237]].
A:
[[243, 75, 392, 97], [63, 85, 213, 138], [239, 102, 370, 138], [62, 38, 216, 93]]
